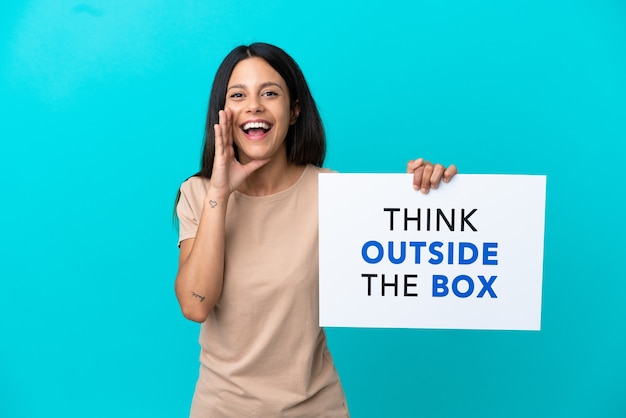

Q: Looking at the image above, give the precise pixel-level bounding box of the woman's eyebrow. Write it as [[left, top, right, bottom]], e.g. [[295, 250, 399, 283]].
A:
[[227, 82, 284, 91]]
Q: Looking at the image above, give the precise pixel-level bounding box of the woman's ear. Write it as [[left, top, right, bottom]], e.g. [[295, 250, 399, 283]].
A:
[[290, 100, 301, 125]]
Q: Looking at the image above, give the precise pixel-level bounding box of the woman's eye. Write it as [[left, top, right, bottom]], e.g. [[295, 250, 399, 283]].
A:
[[262, 91, 278, 97], [229, 92, 244, 99]]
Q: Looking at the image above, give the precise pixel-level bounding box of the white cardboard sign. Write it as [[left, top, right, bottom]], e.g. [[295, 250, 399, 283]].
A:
[[319, 174, 546, 331]]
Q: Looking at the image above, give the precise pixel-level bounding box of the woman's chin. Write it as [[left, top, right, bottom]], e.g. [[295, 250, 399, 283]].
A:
[[239, 148, 265, 159], [237, 146, 285, 165]]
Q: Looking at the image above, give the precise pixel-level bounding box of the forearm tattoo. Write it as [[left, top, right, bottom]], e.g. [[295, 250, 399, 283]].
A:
[[191, 291, 206, 302], [208, 200, 217, 208]]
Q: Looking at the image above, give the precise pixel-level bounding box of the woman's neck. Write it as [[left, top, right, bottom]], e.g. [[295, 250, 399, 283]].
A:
[[237, 158, 305, 197]]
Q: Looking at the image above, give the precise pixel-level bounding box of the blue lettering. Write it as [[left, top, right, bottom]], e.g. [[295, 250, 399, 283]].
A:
[[483, 243, 498, 265], [409, 241, 426, 263], [459, 242, 478, 264], [429, 241, 444, 265], [362, 241, 384, 264], [447, 242, 454, 264], [452, 275, 474, 298], [432, 275, 449, 297], [477, 275, 497, 298], [388, 241, 406, 264]]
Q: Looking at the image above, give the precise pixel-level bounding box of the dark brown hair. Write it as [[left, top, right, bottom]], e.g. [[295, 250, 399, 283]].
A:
[[174, 43, 325, 222], [198, 42, 325, 177]]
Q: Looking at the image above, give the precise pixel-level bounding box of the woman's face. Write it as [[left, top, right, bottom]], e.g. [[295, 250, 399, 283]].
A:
[[225, 57, 300, 164]]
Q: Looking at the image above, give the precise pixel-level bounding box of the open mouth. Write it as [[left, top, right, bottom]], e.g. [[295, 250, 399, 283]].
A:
[[242, 121, 272, 135]]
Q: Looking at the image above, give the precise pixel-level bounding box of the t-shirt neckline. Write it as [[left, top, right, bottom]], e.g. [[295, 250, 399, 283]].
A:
[[233, 164, 313, 203]]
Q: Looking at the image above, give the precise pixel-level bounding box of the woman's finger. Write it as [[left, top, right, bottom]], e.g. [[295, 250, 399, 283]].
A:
[[214, 121, 224, 157], [443, 164, 458, 183], [222, 108, 233, 148], [429, 163, 446, 190], [419, 162, 434, 193], [408, 158, 425, 191], [406, 158, 424, 174], [412, 165, 424, 191]]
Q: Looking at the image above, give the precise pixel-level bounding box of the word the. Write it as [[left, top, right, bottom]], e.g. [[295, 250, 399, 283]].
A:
[[361, 273, 418, 297]]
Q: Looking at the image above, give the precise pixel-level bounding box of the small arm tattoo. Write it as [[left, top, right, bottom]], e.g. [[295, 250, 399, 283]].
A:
[[208, 200, 217, 208], [191, 291, 206, 302]]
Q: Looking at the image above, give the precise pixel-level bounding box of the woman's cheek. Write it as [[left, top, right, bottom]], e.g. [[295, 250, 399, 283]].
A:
[[224, 101, 241, 117]]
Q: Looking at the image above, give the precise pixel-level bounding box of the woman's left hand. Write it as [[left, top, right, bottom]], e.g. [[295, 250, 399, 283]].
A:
[[407, 158, 458, 194]]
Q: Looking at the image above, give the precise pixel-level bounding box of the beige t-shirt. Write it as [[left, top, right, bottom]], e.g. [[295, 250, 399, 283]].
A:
[[177, 164, 349, 417]]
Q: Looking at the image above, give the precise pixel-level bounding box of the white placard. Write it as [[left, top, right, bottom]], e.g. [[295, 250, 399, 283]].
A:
[[319, 174, 546, 331]]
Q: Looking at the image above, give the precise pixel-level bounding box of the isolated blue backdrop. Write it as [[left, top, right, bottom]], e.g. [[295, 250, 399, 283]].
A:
[[1, 1, 625, 417]]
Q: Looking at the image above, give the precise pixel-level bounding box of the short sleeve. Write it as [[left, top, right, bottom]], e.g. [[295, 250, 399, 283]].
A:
[[176, 176, 209, 246]]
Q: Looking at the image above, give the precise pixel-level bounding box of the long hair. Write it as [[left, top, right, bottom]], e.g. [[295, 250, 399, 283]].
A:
[[174, 43, 325, 221], [199, 42, 325, 178]]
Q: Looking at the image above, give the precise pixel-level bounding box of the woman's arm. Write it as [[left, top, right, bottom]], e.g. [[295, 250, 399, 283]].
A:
[[175, 189, 229, 322], [174, 109, 269, 322]]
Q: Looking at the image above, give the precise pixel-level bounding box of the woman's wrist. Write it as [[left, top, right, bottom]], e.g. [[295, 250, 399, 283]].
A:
[[203, 187, 230, 211]]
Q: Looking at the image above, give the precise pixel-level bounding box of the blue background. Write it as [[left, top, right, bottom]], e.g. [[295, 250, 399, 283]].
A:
[[1, 1, 625, 417]]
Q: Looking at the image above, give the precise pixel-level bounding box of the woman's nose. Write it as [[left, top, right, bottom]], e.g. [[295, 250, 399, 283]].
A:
[[247, 97, 263, 113]]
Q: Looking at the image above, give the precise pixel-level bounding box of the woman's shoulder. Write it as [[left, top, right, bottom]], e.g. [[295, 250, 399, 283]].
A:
[[301, 166, 336, 187], [309, 165, 336, 174], [179, 175, 211, 198]]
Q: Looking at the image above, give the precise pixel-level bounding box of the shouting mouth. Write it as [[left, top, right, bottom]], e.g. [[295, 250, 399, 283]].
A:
[[241, 121, 272, 137]]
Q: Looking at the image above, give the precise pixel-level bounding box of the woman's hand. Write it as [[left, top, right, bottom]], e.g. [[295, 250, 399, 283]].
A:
[[210, 109, 269, 197], [407, 158, 458, 194]]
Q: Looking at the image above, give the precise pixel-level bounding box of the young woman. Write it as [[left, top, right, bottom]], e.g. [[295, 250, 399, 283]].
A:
[[175, 42, 457, 417]]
